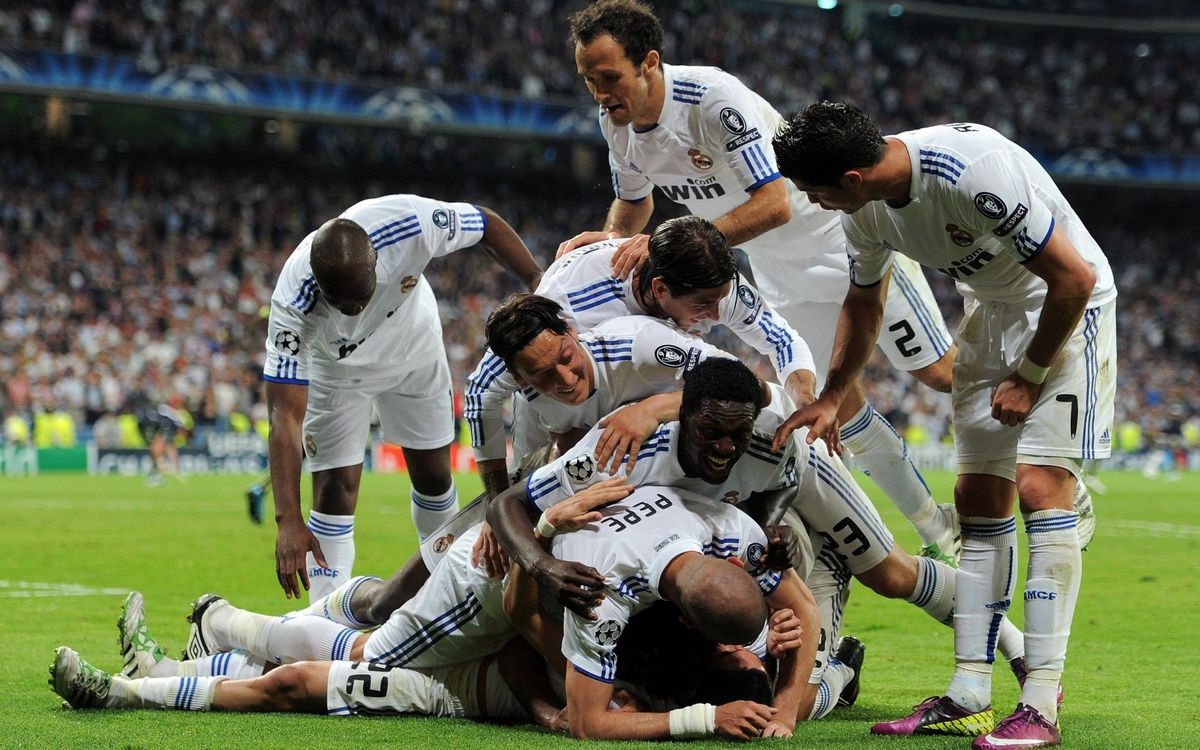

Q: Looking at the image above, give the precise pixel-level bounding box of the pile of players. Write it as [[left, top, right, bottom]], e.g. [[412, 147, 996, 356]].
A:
[[50, 2, 1114, 748]]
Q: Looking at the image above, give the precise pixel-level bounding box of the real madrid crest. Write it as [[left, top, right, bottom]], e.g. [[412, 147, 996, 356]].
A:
[[400, 275, 418, 293], [304, 432, 317, 458], [433, 533, 455, 554], [945, 223, 975, 248], [688, 148, 713, 170]]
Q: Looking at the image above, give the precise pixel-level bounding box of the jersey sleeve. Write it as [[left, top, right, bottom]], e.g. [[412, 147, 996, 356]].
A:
[[954, 152, 1056, 265], [717, 275, 816, 382], [522, 427, 613, 512], [627, 318, 734, 384], [842, 214, 896, 288], [464, 348, 520, 462], [561, 596, 633, 683], [695, 82, 782, 194], [607, 147, 655, 203], [262, 255, 316, 385], [737, 517, 783, 596], [417, 198, 489, 258]]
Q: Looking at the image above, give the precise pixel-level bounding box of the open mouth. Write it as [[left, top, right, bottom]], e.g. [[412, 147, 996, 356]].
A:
[[703, 454, 733, 475]]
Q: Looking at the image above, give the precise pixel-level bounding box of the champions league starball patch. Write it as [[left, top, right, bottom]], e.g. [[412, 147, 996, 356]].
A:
[[746, 542, 767, 575], [973, 192, 1007, 220], [654, 344, 687, 368], [565, 454, 596, 482], [720, 107, 748, 135], [594, 619, 622, 647], [737, 284, 757, 308], [274, 329, 301, 356]]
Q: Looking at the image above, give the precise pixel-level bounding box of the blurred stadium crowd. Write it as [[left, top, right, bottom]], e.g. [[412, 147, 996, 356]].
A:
[[1, 1, 1198, 466], [2, 0, 1198, 153]]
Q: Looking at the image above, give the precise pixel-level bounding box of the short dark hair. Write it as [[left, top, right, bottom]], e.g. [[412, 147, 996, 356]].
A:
[[694, 665, 774, 707], [568, 0, 663, 65], [485, 293, 569, 369], [772, 101, 887, 187], [636, 216, 737, 300], [681, 358, 765, 421]]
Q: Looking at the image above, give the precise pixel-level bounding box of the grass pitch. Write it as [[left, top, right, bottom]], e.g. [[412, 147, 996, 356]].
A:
[[2, 470, 1197, 749]]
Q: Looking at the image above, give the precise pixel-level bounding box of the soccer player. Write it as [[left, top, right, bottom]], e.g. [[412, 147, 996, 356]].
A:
[[771, 102, 1117, 748], [493, 357, 1030, 717], [467, 215, 816, 500], [557, 0, 960, 562], [263, 195, 541, 602]]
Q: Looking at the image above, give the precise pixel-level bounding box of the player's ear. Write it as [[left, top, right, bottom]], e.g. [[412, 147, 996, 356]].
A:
[[650, 276, 669, 298], [642, 49, 660, 75], [840, 170, 865, 191]]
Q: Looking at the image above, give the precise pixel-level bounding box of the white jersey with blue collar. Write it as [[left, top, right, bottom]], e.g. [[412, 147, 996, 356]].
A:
[[600, 63, 850, 305], [467, 315, 731, 462], [523, 382, 799, 512], [842, 124, 1116, 308], [555, 485, 780, 683], [264, 195, 486, 383]]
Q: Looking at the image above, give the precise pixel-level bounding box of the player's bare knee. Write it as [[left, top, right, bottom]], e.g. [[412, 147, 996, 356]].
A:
[[1016, 462, 1076, 513], [259, 663, 314, 710]]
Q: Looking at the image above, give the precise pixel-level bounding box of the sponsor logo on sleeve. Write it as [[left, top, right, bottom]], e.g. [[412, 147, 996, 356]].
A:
[[724, 128, 762, 152], [688, 148, 714, 170], [274, 329, 301, 356], [992, 203, 1029, 237], [655, 344, 687, 368], [685, 347, 703, 372], [719, 107, 748, 134], [565, 454, 597, 482], [973, 192, 1007, 220]]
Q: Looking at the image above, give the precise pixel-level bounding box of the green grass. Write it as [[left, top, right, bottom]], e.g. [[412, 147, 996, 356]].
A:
[[3, 470, 1197, 748]]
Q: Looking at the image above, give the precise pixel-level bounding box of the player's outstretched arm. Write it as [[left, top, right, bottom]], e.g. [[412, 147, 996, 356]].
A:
[[486, 483, 606, 619], [266, 381, 325, 599], [774, 280, 886, 453], [556, 196, 655, 260], [476, 205, 543, 290], [496, 638, 568, 732], [595, 392, 682, 474], [712, 178, 791, 246]]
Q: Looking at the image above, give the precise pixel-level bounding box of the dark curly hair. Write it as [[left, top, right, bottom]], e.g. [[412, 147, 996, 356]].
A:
[[681, 358, 765, 421], [568, 0, 663, 64], [772, 100, 886, 187], [636, 215, 737, 301]]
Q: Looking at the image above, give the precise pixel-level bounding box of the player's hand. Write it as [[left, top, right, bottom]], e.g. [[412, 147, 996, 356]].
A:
[[766, 608, 804, 659], [715, 701, 777, 741], [763, 524, 799, 572], [595, 402, 662, 474], [610, 234, 650, 280], [532, 557, 606, 620], [276, 517, 326, 599], [549, 477, 632, 532], [773, 393, 842, 455], [556, 230, 616, 259], [471, 522, 510, 579], [761, 720, 794, 738], [991, 372, 1041, 427]]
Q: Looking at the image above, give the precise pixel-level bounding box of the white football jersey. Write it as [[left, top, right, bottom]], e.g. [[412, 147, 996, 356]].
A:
[[467, 315, 730, 462], [523, 382, 799, 512], [555, 485, 780, 683], [842, 124, 1116, 308], [264, 195, 486, 383], [464, 238, 814, 461], [600, 63, 850, 306]]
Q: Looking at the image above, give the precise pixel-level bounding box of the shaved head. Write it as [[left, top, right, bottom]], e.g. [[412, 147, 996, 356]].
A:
[[675, 555, 767, 646], [311, 218, 376, 314]]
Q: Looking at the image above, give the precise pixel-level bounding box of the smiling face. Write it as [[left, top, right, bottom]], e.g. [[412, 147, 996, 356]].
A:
[[678, 398, 757, 484], [510, 329, 594, 406], [575, 33, 661, 129], [652, 279, 730, 329]]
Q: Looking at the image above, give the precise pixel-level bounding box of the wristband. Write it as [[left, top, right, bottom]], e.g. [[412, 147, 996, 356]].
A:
[[1016, 355, 1050, 385], [535, 511, 558, 539], [668, 703, 717, 737]]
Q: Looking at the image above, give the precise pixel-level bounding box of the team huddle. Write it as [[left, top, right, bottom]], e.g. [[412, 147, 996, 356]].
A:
[[49, 2, 1115, 748]]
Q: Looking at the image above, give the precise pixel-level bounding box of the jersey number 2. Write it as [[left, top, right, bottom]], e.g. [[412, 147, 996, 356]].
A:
[[888, 321, 922, 358]]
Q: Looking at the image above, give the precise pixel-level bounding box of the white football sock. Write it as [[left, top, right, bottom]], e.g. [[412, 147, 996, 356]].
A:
[[177, 650, 267, 679], [205, 601, 274, 657], [305, 511, 355, 601], [292, 575, 380, 629], [1021, 509, 1081, 723], [839, 403, 944, 545], [809, 661, 854, 720], [411, 486, 458, 541], [906, 555, 955, 625], [118, 674, 227, 710], [256, 614, 360, 664], [946, 516, 1016, 711]]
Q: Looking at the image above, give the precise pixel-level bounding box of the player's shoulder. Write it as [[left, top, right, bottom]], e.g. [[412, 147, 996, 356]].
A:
[[543, 240, 620, 284], [903, 124, 1020, 187]]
